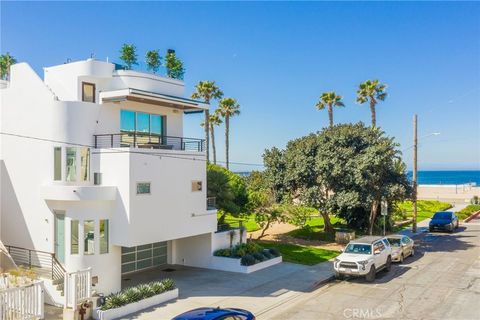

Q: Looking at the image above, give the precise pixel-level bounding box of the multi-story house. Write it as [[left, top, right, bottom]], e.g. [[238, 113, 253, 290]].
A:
[[0, 58, 221, 302]]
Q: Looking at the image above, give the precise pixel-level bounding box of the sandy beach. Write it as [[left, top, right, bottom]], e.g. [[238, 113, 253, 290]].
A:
[[418, 184, 480, 204]]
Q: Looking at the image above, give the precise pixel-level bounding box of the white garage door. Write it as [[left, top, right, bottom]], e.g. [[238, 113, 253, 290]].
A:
[[121, 242, 167, 274]]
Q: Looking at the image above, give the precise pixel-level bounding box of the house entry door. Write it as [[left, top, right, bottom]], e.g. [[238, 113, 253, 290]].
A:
[[54, 212, 65, 264]]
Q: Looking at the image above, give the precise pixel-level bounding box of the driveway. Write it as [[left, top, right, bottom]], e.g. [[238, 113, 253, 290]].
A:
[[124, 260, 334, 319], [262, 221, 480, 319]]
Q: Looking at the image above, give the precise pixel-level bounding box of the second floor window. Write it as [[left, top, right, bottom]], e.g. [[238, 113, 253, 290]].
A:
[[121, 110, 164, 136], [137, 182, 151, 195], [82, 82, 95, 103]]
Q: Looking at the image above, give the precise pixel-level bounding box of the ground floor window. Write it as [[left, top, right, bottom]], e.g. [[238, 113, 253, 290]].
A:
[[71, 220, 79, 254], [121, 242, 167, 274]]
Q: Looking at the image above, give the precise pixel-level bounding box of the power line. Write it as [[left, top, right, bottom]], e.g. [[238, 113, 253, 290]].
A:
[[0, 131, 264, 167]]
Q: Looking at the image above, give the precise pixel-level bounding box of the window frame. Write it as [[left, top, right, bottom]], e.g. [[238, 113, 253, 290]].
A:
[[99, 219, 109, 254], [54, 147, 62, 181], [81, 82, 96, 103], [71, 220, 79, 255], [83, 220, 95, 255], [136, 182, 151, 195]]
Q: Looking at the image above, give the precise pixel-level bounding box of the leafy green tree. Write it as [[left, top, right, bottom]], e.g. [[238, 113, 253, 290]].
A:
[[263, 147, 287, 202], [145, 50, 161, 73], [356, 80, 387, 127], [244, 170, 269, 193], [218, 98, 240, 170], [201, 111, 222, 164], [119, 44, 138, 70], [315, 123, 411, 234], [285, 205, 313, 229], [165, 50, 185, 80], [315, 92, 345, 127], [246, 189, 287, 239], [191, 81, 224, 163], [0, 52, 17, 80]]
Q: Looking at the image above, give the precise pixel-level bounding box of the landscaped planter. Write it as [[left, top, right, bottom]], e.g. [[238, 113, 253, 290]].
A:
[[93, 288, 178, 320], [210, 256, 282, 274]]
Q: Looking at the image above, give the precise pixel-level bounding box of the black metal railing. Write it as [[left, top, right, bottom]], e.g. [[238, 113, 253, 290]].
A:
[[93, 132, 205, 152], [5, 245, 66, 282], [217, 220, 245, 233], [207, 197, 216, 210]]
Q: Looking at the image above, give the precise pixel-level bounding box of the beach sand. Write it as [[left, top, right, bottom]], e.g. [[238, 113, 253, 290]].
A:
[[418, 184, 480, 204]]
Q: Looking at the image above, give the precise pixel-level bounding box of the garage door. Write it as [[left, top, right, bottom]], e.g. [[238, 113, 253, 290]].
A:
[[121, 242, 167, 274]]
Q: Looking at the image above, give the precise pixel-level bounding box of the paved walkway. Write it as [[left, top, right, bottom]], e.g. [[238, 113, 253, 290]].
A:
[[125, 261, 334, 319]]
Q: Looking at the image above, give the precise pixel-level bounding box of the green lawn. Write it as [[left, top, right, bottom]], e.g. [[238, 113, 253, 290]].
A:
[[258, 241, 340, 265], [394, 200, 452, 223], [288, 216, 348, 242], [220, 213, 261, 232], [456, 204, 480, 220]]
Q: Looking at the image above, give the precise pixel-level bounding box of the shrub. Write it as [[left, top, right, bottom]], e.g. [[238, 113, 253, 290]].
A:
[[101, 279, 176, 311], [252, 252, 265, 262], [241, 254, 256, 266], [162, 278, 176, 291], [214, 248, 232, 257], [137, 283, 155, 299], [232, 244, 248, 257], [262, 249, 273, 259], [246, 242, 261, 254], [269, 248, 280, 257], [471, 196, 480, 205]]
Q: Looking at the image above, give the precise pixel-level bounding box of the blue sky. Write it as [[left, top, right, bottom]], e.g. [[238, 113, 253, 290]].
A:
[[2, 1, 479, 171]]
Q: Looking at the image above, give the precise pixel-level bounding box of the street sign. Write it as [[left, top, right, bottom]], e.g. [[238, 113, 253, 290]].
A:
[[381, 201, 388, 216]]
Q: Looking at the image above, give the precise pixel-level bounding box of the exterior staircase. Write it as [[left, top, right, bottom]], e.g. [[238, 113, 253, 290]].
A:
[[4, 245, 66, 307]]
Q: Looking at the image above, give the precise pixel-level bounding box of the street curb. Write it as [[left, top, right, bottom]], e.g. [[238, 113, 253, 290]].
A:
[[312, 275, 336, 289], [464, 210, 480, 223]]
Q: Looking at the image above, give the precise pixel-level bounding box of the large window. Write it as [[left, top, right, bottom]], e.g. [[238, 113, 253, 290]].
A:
[[71, 220, 79, 254], [120, 110, 164, 135], [100, 219, 109, 254], [82, 82, 95, 103], [84, 220, 95, 255], [80, 148, 90, 181], [54, 147, 62, 180], [66, 147, 77, 182]]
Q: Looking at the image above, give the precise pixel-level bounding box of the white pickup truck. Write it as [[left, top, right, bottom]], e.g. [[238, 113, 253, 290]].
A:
[[334, 236, 392, 282]]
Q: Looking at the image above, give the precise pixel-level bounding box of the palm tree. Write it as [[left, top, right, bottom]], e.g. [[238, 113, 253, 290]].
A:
[[201, 111, 223, 164], [315, 92, 345, 127], [218, 98, 240, 170], [191, 81, 223, 162], [356, 80, 387, 127], [0, 53, 17, 81]]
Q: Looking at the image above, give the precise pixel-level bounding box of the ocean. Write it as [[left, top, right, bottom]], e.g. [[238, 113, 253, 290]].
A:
[[235, 170, 480, 186], [407, 170, 480, 186]]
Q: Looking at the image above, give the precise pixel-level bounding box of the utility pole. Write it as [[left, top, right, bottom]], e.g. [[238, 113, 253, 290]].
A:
[[412, 114, 418, 233]]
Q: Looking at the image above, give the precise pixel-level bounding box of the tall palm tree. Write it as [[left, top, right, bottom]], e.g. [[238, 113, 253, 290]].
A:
[[218, 98, 240, 170], [315, 92, 345, 127], [0, 53, 17, 81], [191, 81, 223, 162], [356, 80, 387, 127], [201, 111, 223, 164]]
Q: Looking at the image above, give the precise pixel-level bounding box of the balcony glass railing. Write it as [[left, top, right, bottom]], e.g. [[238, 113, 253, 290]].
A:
[[93, 132, 205, 152], [114, 61, 183, 80]]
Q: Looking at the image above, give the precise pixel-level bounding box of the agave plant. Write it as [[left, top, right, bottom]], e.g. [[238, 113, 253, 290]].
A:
[[137, 283, 155, 299], [123, 287, 142, 304], [162, 278, 176, 291], [101, 292, 126, 311], [150, 281, 165, 295]]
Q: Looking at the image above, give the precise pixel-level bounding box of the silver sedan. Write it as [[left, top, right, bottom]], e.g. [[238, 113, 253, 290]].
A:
[[387, 235, 415, 263]]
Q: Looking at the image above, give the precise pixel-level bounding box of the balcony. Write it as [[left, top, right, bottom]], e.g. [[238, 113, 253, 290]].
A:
[[94, 132, 205, 152]]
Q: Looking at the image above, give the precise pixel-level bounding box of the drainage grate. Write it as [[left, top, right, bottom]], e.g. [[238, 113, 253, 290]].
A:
[[162, 268, 176, 272]]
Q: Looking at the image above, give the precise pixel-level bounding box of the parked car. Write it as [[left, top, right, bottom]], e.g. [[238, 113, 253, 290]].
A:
[[172, 307, 255, 320], [429, 211, 459, 233], [334, 236, 392, 282], [387, 235, 414, 262]]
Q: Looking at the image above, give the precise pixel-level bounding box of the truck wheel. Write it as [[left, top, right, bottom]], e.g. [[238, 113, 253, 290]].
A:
[[400, 253, 404, 263], [366, 265, 376, 282], [385, 256, 392, 272], [335, 272, 344, 280]]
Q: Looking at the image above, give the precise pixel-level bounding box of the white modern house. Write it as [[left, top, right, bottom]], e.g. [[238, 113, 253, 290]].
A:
[[0, 58, 227, 304]]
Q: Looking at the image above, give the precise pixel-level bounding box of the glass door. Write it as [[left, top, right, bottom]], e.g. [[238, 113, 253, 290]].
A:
[[54, 212, 65, 264]]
